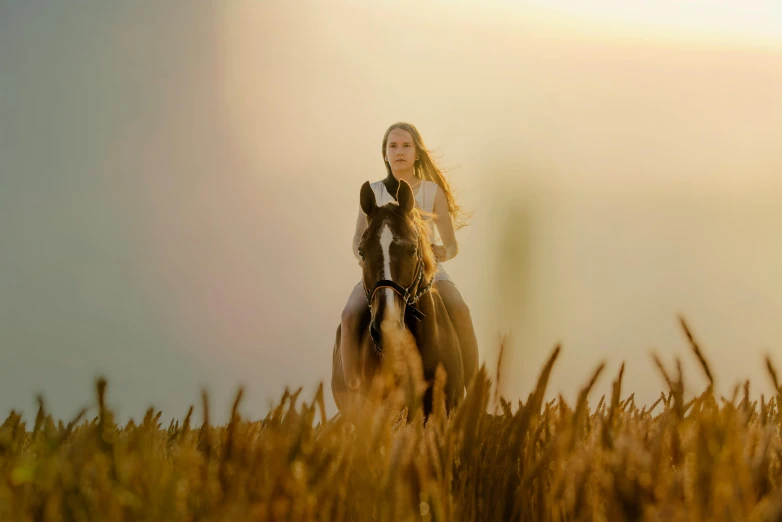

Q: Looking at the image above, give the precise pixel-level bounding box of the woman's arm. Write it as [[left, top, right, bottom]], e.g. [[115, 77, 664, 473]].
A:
[[433, 186, 459, 262], [352, 206, 368, 263]]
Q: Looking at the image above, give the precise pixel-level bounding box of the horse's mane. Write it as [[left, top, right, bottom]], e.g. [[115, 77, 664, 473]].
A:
[[412, 208, 438, 284]]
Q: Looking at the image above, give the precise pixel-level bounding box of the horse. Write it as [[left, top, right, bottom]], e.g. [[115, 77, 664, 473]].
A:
[[331, 179, 465, 418]]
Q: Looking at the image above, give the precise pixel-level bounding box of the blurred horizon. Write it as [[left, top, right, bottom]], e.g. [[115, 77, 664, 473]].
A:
[[1, 1, 780, 424]]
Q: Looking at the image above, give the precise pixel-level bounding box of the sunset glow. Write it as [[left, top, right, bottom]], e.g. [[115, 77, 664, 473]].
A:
[[435, 0, 782, 47]]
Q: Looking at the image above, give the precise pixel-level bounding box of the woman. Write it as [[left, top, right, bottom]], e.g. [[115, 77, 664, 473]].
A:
[[340, 122, 478, 392]]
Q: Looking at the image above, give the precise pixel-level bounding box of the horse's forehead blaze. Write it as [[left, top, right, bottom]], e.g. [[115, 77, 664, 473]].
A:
[[379, 223, 395, 275], [366, 214, 412, 268], [379, 223, 398, 318]]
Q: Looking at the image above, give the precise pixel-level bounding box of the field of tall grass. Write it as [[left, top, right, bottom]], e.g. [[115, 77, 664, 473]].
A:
[[3, 316, 782, 521]]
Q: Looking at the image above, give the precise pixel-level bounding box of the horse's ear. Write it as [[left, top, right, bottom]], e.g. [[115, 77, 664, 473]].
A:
[[360, 181, 376, 217], [396, 180, 415, 214]]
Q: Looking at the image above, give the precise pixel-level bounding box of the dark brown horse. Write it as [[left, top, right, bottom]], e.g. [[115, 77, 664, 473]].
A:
[[332, 180, 465, 417]]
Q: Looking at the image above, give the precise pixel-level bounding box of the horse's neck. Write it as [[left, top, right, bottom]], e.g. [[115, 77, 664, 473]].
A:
[[408, 291, 441, 338]]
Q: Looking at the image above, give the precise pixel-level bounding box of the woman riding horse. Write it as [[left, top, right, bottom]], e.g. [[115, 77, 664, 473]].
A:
[[332, 122, 479, 415]]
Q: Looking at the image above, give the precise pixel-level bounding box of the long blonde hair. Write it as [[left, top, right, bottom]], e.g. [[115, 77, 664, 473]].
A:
[[381, 122, 471, 230]]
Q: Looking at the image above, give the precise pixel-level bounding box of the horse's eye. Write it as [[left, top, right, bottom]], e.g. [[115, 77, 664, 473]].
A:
[[408, 247, 417, 257], [358, 248, 365, 258]]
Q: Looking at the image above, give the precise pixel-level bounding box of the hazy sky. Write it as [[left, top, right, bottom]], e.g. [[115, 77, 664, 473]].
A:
[[2, 1, 780, 423]]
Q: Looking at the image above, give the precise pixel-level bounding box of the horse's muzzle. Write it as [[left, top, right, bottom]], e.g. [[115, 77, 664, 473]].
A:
[[369, 314, 404, 349]]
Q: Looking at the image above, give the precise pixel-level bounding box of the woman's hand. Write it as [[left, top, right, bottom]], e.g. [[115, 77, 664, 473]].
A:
[[431, 244, 447, 262]]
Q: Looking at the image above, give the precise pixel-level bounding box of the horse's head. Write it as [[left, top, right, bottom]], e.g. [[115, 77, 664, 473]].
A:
[[358, 180, 436, 348]]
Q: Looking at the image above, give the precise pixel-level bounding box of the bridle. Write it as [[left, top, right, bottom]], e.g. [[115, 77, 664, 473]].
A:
[[363, 234, 434, 324]]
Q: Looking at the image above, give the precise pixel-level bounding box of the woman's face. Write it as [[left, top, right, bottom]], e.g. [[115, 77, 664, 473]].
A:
[[385, 128, 417, 176]]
